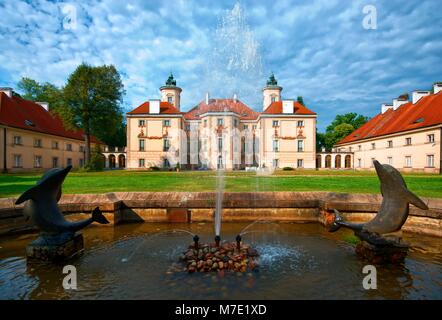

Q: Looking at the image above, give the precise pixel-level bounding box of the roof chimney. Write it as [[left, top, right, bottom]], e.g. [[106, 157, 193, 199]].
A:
[[381, 103, 393, 114], [149, 99, 160, 114], [205, 92, 210, 105], [412, 91, 430, 104], [233, 93, 237, 103], [0, 87, 13, 98], [392, 97, 408, 110], [434, 82, 442, 94], [282, 100, 294, 114], [36, 101, 49, 111]]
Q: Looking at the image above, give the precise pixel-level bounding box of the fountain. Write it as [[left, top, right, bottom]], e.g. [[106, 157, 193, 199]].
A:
[[14, 166, 109, 262]]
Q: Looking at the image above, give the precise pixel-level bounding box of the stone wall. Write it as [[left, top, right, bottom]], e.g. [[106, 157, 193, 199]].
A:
[[0, 192, 440, 237]]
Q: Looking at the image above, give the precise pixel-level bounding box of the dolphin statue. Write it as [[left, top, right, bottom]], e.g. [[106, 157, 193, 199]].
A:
[[15, 165, 109, 244], [329, 160, 428, 235]]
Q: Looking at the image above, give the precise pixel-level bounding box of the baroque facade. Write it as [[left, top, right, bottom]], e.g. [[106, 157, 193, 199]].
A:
[[0, 87, 100, 172], [126, 74, 317, 170], [334, 83, 442, 173]]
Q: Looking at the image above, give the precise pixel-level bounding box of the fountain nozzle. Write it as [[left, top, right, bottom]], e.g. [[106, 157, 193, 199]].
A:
[[215, 235, 221, 247], [236, 234, 242, 251], [193, 235, 200, 250]]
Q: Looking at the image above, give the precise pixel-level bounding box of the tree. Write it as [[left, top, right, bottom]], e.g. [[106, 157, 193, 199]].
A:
[[325, 112, 369, 134], [63, 63, 124, 163], [318, 113, 369, 151], [17, 77, 66, 113]]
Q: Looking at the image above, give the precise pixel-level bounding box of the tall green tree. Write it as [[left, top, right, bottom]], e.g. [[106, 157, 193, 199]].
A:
[[318, 113, 369, 151], [325, 112, 369, 134], [63, 63, 124, 162], [17, 78, 66, 112]]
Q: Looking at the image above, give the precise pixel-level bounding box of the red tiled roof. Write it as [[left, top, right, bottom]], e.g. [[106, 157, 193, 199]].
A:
[[0, 92, 100, 143], [127, 101, 181, 115], [336, 92, 442, 145], [184, 99, 259, 120], [262, 101, 316, 115]]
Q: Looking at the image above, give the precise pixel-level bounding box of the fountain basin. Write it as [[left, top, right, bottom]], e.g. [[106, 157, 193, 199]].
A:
[[1, 192, 441, 237], [0, 222, 440, 299]]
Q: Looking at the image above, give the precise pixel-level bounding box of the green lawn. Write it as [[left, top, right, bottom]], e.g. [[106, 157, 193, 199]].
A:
[[1, 169, 441, 199]]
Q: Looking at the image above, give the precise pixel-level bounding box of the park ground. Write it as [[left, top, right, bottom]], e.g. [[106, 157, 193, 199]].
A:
[[1, 169, 441, 199]]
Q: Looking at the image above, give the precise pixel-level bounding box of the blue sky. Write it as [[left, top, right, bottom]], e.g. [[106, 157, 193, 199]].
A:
[[0, 0, 441, 131]]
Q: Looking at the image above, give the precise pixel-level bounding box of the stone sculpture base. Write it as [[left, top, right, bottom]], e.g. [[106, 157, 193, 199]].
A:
[[26, 233, 84, 263], [355, 240, 409, 264]]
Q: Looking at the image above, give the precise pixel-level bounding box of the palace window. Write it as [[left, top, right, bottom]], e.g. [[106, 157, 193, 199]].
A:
[[204, 119, 207, 127], [139, 139, 145, 151], [164, 159, 170, 168], [52, 141, 59, 149], [66, 143, 72, 151], [358, 145, 362, 151], [217, 118, 224, 126], [218, 137, 223, 153], [297, 120, 304, 127], [428, 134, 435, 143], [405, 137, 412, 146], [34, 155, 42, 168], [405, 156, 412, 167], [243, 125, 248, 130], [270, 94, 276, 103], [357, 158, 361, 168], [13, 136, 22, 145], [371, 143, 375, 150], [387, 140, 393, 148], [272, 120, 279, 127], [139, 159, 145, 168], [427, 155, 435, 167], [167, 96, 173, 103], [297, 159, 304, 168], [138, 120, 145, 127], [163, 120, 170, 127], [234, 119, 238, 127], [163, 139, 170, 152], [34, 139, 42, 148], [273, 140, 279, 152], [80, 145, 85, 152], [272, 159, 279, 168], [349, 147, 352, 152], [67, 158, 72, 166], [297, 140, 304, 152], [14, 154, 22, 168], [387, 157, 393, 165], [252, 125, 257, 130], [52, 157, 59, 168], [79, 158, 84, 167]]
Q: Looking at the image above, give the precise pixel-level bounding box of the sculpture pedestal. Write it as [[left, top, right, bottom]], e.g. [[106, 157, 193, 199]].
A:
[[26, 233, 84, 263], [355, 240, 408, 264]]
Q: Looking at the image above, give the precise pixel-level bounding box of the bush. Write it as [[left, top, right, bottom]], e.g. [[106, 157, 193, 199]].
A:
[[82, 145, 104, 171], [150, 166, 160, 171], [283, 167, 294, 171]]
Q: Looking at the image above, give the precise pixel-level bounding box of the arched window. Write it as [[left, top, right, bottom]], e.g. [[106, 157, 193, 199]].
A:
[[335, 155, 341, 169], [316, 155, 322, 168], [345, 155, 351, 168], [325, 155, 331, 168]]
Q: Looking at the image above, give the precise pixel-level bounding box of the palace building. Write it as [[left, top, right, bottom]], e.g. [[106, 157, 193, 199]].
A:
[[333, 83, 442, 173], [0, 87, 100, 172], [126, 73, 317, 170]]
